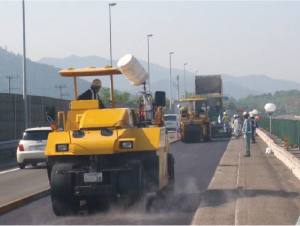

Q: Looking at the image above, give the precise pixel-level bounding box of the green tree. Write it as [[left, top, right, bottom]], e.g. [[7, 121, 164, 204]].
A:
[[99, 88, 110, 102], [184, 91, 194, 99], [224, 101, 237, 109], [99, 88, 134, 104]]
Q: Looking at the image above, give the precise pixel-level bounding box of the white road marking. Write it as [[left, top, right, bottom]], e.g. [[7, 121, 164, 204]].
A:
[[0, 168, 19, 175], [0, 162, 46, 175]]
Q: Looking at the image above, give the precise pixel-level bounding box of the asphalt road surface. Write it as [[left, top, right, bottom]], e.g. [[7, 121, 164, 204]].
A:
[[0, 139, 229, 225]]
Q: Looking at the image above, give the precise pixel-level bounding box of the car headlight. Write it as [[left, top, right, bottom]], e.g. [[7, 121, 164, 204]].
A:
[[120, 141, 133, 149], [56, 144, 69, 152]]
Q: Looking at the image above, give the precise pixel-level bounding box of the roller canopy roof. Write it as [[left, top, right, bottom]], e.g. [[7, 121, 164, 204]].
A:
[[59, 67, 122, 77]]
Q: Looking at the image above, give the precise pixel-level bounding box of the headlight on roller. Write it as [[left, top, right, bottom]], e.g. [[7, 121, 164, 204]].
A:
[[73, 129, 85, 138], [120, 141, 133, 149], [56, 144, 69, 152]]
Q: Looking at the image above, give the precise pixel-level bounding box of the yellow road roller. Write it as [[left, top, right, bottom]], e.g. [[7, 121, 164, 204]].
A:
[[179, 97, 212, 143], [45, 55, 175, 216]]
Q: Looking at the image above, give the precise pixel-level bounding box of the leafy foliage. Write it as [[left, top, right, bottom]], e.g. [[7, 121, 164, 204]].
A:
[[232, 90, 300, 114], [99, 88, 134, 104]]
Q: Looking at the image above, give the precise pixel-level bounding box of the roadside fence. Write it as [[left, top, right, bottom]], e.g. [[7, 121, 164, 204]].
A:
[[260, 117, 300, 148]]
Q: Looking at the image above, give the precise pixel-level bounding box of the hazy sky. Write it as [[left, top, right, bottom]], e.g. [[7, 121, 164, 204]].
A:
[[1, 1, 300, 83]]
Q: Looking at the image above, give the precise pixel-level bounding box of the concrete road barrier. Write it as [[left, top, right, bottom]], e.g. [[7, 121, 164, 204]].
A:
[[256, 128, 300, 181]]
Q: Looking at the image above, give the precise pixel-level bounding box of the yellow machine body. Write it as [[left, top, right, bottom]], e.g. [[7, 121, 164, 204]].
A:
[[45, 67, 173, 216], [179, 98, 212, 143]]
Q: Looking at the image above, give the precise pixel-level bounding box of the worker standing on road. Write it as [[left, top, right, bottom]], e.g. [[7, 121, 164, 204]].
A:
[[233, 115, 241, 138], [250, 114, 259, 143], [223, 112, 230, 133], [242, 112, 252, 157], [78, 79, 106, 109]]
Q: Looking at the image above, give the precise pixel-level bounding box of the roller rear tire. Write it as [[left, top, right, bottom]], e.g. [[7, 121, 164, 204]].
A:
[[157, 153, 175, 197], [51, 164, 79, 216]]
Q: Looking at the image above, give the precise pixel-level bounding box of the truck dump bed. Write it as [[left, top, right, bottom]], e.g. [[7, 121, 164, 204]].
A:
[[195, 75, 222, 95]]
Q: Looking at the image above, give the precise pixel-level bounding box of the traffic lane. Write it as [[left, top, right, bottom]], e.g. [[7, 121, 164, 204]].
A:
[[0, 165, 49, 207], [0, 139, 230, 225]]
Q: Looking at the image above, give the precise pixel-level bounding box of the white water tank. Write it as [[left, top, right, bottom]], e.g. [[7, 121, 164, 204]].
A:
[[117, 54, 149, 86]]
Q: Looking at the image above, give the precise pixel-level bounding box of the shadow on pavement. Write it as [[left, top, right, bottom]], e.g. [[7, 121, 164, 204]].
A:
[[145, 193, 203, 213], [198, 189, 299, 208]]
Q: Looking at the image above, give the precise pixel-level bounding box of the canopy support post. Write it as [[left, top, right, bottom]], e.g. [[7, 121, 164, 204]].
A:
[[74, 76, 78, 100], [110, 74, 115, 108]]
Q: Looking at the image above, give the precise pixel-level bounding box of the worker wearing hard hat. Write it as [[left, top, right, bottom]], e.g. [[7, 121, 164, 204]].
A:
[[250, 113, 259, 143], [233, 115, 241, 138], [242, 112, 252, 157], [178, 105, 188, 118], [78, 79, 106, 109], [222, 112, 230, 133]]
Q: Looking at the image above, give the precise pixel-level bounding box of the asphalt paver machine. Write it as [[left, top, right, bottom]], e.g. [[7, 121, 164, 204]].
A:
[[195, 75, 231, 138]]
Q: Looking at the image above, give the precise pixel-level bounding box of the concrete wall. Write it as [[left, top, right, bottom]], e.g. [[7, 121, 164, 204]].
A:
[[0, 94, 70, 141]]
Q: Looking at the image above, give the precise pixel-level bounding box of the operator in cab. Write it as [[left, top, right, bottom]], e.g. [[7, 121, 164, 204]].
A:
[[177, 104, 188, 117], [78, 79, 106, 109]]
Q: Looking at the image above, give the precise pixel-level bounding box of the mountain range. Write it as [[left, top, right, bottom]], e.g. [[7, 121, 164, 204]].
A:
[[39, 55, 300, 99], [1, 46, 300, 100]]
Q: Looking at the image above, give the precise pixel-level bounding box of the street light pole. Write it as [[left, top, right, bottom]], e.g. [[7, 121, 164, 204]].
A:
[[108, 3, 116, 107], [270, 116, 272, 134], [109, 3, 116, 67], [169, 52, 174, 111], [184, 63, 187, 98], [176, 75, 179, 100], [22, 0, 28, 129], [264, 103, 276, 134], [147, 34, 153, 92]]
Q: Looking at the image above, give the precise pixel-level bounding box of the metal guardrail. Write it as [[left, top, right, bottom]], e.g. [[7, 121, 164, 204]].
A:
[[0, 140, 19, 161], [0, 140, 19, 150]]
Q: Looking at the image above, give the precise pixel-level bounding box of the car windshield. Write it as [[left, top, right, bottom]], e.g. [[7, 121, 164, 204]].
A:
[[165, 116, 177, 121], [23, 130, 51, 141]]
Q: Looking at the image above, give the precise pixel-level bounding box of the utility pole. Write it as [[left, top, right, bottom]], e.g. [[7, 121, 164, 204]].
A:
[[22, 0, 28, 129], [55, 84, 67, 99], [6, 75, 18, 94]]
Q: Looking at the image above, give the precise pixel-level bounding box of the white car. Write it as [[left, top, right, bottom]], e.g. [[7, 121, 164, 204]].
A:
[[16, 127, 52, 169], [164, 114, 180, 132]]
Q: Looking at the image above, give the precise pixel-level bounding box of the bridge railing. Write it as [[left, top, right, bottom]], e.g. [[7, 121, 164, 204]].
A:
[[260, 117, 300, 147]]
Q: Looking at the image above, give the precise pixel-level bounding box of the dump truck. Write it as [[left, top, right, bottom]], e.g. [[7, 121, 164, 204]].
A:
[[194, 75, 231, 138], [178, 97, 211, 143], [44, 55, 175, 216]]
